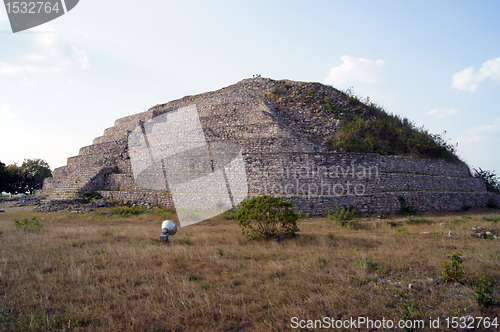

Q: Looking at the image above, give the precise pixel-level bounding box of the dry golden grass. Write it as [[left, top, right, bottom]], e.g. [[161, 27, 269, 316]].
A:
[[0, 207, 499, 331]]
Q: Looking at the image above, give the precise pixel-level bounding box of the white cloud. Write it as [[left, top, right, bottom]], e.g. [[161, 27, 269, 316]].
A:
[[0, 25, 90, 75], [428, 108, 461, 118], [72, 27, 89, 38], [0, 63, 24, 75], [19, 55, 46, 61], [452, 57, 500, 92], [458, 117, 500, 143], [23, 77, 38, 87], [324, 55, 385, 86], [71, 47, 91, 70], [1, 105, 17, 117], [0, 59, 64, 74]]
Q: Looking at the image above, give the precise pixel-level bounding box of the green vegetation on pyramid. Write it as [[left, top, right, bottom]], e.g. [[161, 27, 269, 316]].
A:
[[259, 80, 459, 162]]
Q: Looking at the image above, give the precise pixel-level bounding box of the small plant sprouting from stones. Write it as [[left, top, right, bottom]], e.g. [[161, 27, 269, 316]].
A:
[[441, 251, 464, 283], [471, 275, 497, 308], [401, 294, 418, 332], [218, 248, 224, 256], [398, 196, 418, 216], [12, 216, 44, 233]]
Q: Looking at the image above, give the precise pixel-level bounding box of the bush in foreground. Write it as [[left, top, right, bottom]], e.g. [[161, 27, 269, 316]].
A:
[[472, 275, 497, 308], [237, 195, 300, 240], [12, 216, 44, 233], [441, 251, 464, 283]]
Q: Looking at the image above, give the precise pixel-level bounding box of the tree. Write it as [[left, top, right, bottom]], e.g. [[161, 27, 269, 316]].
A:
[[5, 163, 23, 196], [473, 168, 500, 194], [0, 161, 9, 193], [19, 158, 52, 195], [237, 195, 300, 240]]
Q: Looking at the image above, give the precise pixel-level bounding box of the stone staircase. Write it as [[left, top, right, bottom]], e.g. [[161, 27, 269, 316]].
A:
[[47, 166, 117, 200]]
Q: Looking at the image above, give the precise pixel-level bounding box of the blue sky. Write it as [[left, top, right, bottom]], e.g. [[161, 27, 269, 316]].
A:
[[1, 0, 499, 174]]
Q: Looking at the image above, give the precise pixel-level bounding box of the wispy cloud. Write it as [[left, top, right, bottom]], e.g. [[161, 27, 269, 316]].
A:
[[428, 108, 461, 118], [71, 47, 91, 70], [0, 25, 91, 75], [23, 77, 38, 87], [0, 105, 17, 117], [452, 57, 500, 92], [324, 55, 385, 86], [458, 117, 500, 143]]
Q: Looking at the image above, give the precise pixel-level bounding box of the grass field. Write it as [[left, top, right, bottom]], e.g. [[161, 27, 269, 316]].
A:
[[0, 206, 499, 331]]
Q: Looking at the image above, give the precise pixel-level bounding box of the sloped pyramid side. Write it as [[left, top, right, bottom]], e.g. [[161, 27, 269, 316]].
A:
[[46, 166, 117, 200], [42, 92, 314, 200]]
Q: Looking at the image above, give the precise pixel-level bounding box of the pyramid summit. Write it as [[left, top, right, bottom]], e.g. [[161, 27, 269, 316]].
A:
[[40, 77, 498, 215]]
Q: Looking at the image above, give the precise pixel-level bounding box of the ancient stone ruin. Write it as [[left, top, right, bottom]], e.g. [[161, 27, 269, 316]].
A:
[[41, 78, 499, 215]]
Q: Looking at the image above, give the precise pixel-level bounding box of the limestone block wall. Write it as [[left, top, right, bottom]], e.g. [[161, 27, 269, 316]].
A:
[[264, 192, 500, 215], [46, 166, 116, 200], [99, 191, 174, 207]]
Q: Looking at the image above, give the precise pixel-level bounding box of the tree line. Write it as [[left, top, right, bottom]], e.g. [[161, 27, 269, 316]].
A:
[[0, 159, 52, 196]]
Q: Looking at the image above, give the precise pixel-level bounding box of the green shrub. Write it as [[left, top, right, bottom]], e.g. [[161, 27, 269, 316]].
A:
[[328, 115, 459, 162], [398, 196, 418, 216], [109, 206, 147, 216], [326, 205, 358, 222], [83, 192, 103, 200], [471, 275, 497, 308], [237, 195, 300, 240], [441, 251, 464, 283], [473, 168, 500, 194], [102, 206, 175, 218], [401, 295, 418, 332], [12, 216, 44, 233], [486, 197, 499, 209], [326, 205, 369, 229], [222, 208, 240, 220]]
